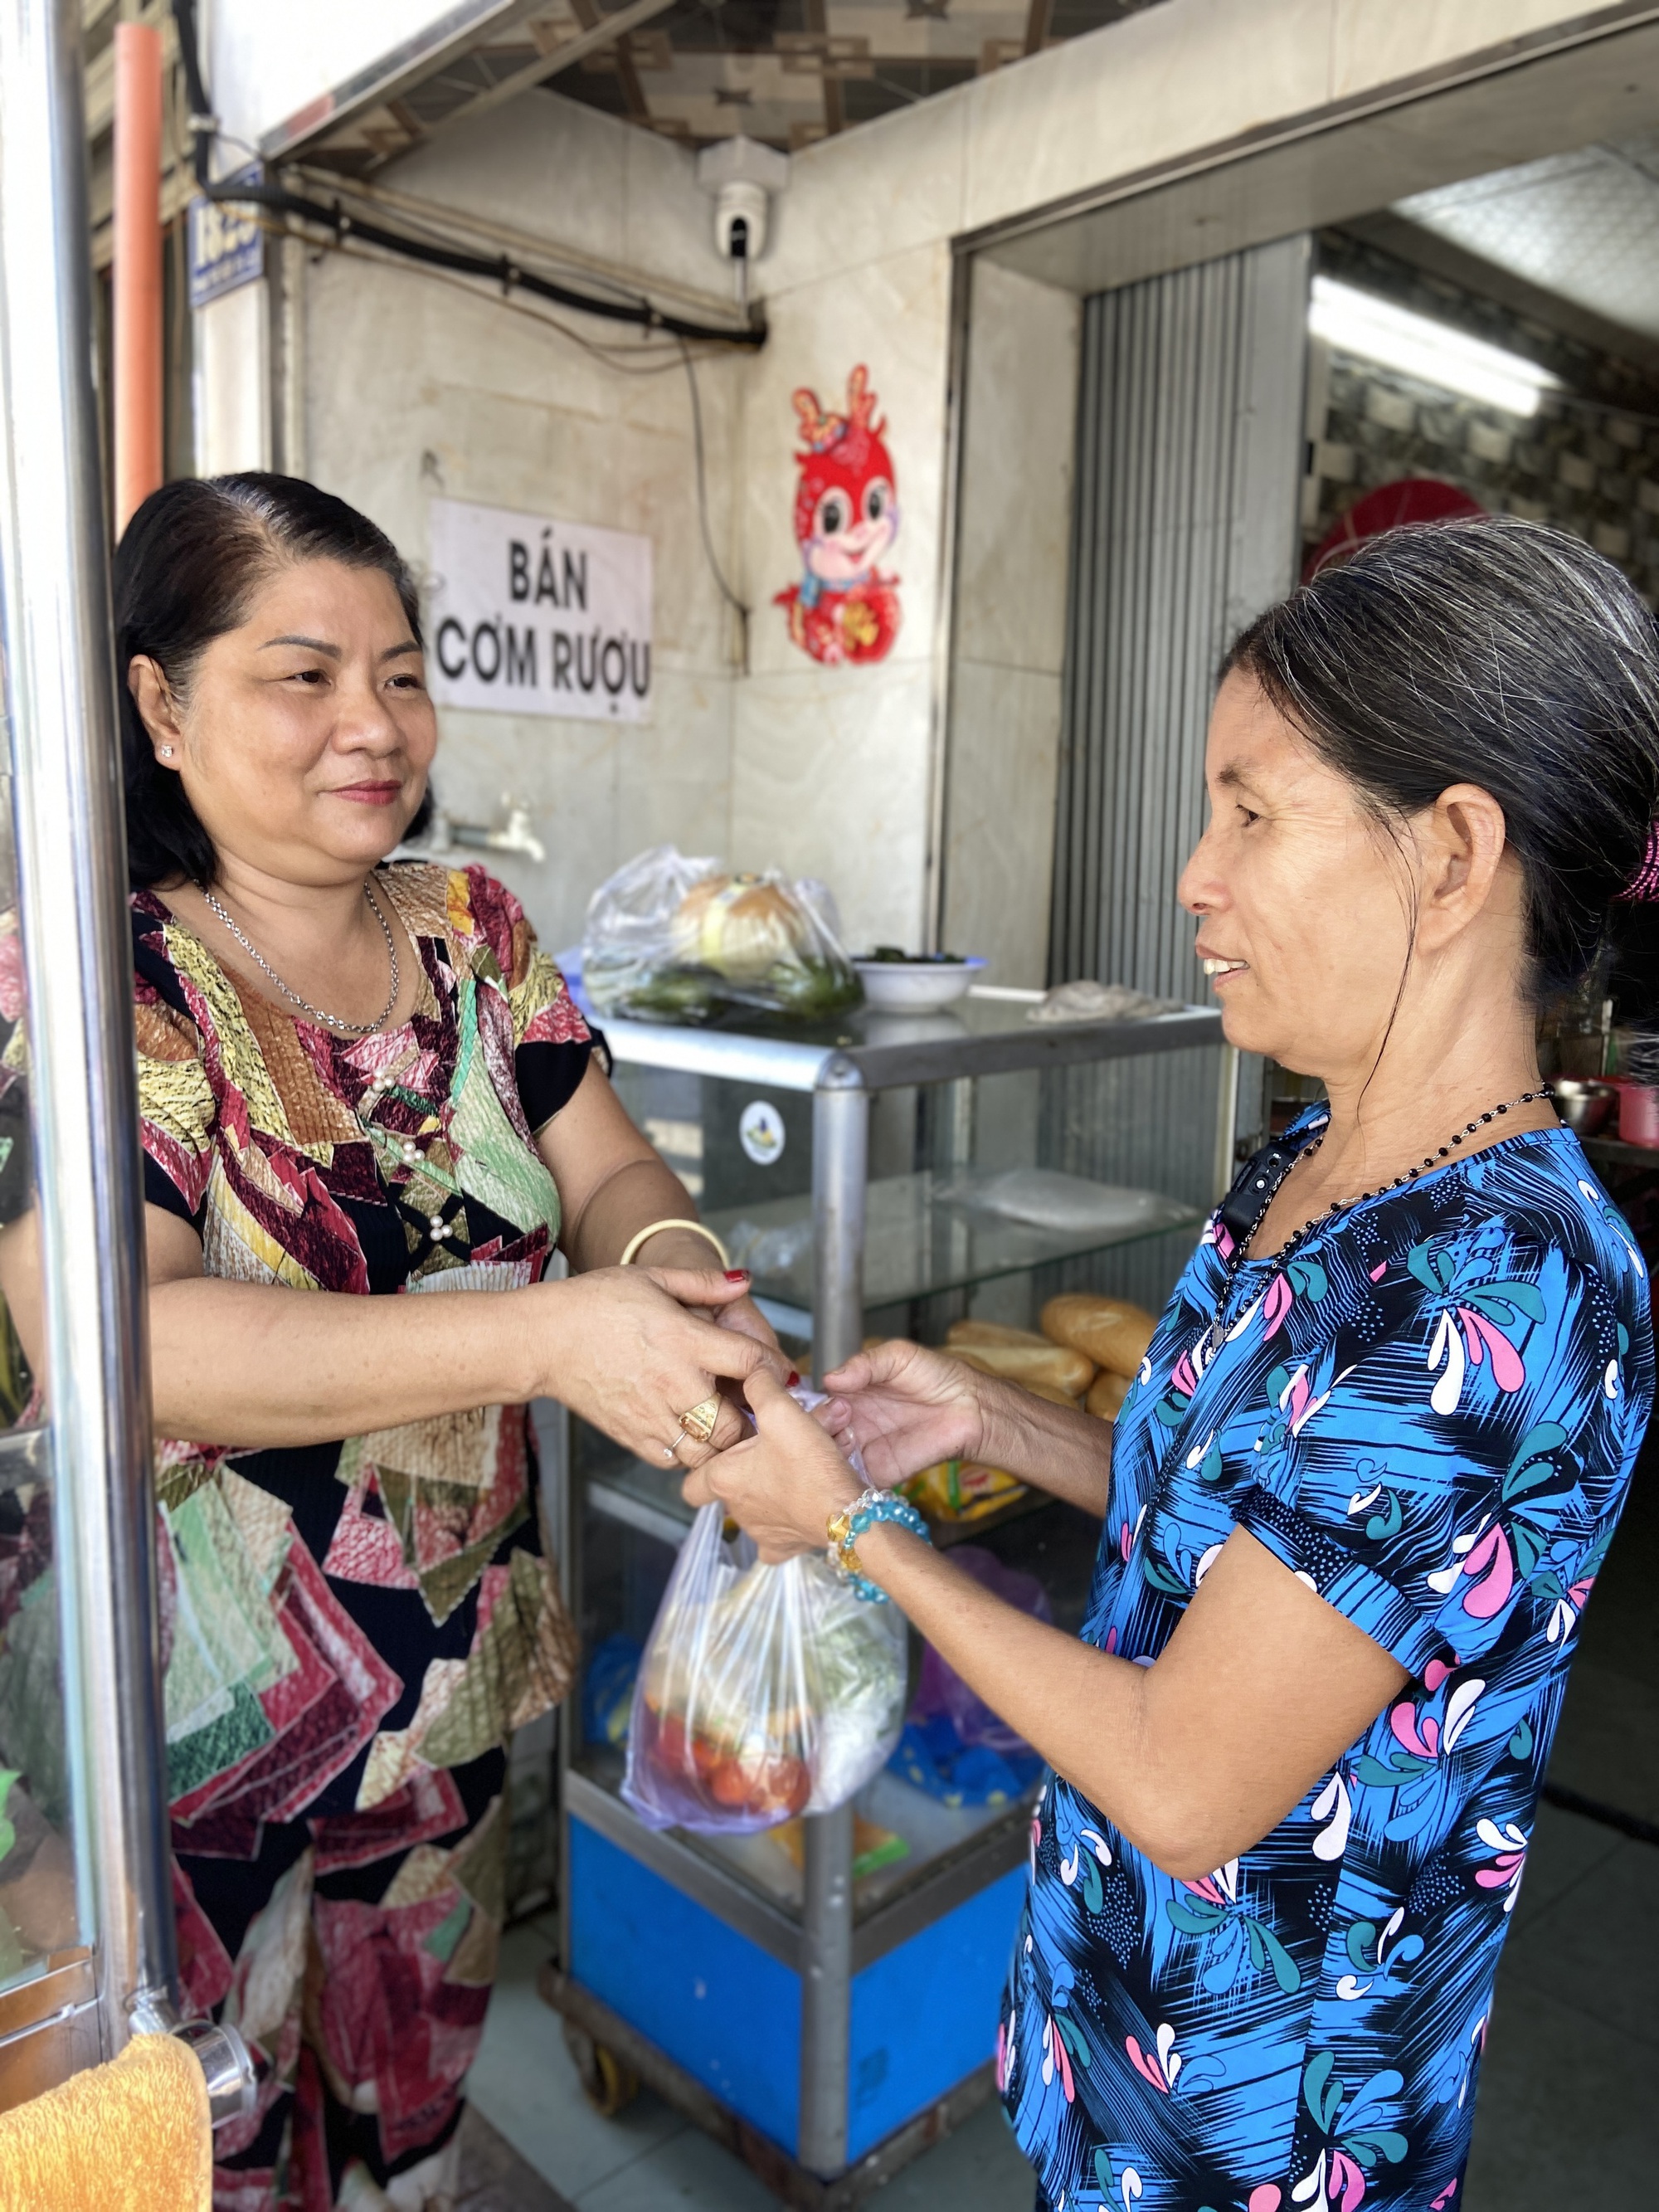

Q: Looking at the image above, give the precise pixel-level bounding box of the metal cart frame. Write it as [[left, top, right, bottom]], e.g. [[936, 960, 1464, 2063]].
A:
[[546, 1003, 1235, 2201]]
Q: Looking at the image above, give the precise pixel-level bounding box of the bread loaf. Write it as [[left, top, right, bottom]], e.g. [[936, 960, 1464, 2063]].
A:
[[947, 1340, 1096, 1398], [1041, 1294, 1155, 1378], [672, 874, 807, 981], [1086, 1368, 1131, 1420]]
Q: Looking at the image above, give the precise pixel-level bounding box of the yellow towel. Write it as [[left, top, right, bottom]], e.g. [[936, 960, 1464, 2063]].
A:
[[0, 2031, 211, 2211]]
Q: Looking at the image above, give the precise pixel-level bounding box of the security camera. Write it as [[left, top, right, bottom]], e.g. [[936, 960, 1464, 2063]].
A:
[[697, 137, 789, 305], [714, 178, 769, 266]]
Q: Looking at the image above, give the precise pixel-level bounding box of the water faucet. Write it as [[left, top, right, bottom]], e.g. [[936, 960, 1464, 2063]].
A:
[[479, 799, 547, 866], [400, 795, 546, 867]]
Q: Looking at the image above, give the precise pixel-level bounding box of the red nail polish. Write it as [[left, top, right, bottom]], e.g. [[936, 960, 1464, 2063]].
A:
[[725, 1269, 750, 1283], [787, 1370, 800, 1387]]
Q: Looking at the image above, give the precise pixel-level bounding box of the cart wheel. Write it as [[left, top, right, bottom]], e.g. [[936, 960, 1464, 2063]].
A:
[[562, 2019, 639, 2117]]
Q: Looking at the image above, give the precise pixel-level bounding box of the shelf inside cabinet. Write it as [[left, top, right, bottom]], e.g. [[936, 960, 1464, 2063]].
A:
[[708, 1169, 1200, 1311], [600, 999, 1224, 1094], [586, 1459, 694, 1550], [570, 1747, 1034, 1936]]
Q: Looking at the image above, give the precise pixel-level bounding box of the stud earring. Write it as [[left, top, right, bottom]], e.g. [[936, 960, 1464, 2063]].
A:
[[158, 746, 174, 758]]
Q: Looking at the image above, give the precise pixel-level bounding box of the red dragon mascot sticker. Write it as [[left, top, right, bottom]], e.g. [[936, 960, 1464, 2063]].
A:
[[775, 365, 901, 666]]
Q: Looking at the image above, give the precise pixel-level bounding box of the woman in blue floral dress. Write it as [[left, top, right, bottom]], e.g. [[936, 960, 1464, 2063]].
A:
[[695, 519, 1659, 2210]]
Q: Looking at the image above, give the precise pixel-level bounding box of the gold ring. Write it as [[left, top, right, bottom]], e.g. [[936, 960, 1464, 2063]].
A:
[[676, 1396, 722, 1445]]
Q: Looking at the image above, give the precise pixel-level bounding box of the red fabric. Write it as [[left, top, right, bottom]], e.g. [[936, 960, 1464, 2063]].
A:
[[1304, 476, 1485, 581]]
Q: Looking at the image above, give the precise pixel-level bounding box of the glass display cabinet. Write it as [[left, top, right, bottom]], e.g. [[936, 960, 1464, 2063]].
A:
[[541, 992, 1235, 2204]]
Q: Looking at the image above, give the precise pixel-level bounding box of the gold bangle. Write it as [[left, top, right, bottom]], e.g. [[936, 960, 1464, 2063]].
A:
[[618, 1216, 732, 1269]]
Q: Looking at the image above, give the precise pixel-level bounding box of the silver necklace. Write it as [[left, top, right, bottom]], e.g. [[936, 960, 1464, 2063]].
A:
[[1209, 1085, 1556, 1352], [202, 879, 400, 1037]]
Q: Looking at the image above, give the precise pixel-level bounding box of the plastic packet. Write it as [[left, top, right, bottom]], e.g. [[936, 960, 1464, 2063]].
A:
[[581, 843, 862, 1026], [888, 1547, 1048, 1808], [936, 1167, 1174, 1235], [620, 1397, 907, 1834], [911, 1547, 1050, 1754], [1026, 980, 1179, 1026]]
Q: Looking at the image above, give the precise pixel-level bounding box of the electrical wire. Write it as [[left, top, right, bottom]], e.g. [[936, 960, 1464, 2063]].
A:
[[679, 338, 752, 672], [168, 0, 764, 353], [315, 231, 724, 378], [294, 168, 726, 328]]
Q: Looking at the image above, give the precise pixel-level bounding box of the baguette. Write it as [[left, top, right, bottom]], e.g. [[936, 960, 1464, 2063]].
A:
[[1024, 1378, 1085, 1410], [947, 1340, 1096, 1398], [1041, 1293, 1156, 1378], [1086, 1368, 1131, 1421], [945, 1319, 1052, 1351]]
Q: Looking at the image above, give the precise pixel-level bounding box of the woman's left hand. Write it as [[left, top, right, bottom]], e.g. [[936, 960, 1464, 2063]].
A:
[[681, 1367, 864, 1562]]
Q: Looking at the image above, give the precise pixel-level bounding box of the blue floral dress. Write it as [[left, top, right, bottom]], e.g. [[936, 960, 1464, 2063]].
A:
[[1000, 1112, 1652, 2212]]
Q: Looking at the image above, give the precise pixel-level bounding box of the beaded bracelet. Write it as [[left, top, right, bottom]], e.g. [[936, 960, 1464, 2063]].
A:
[[825, 1486, 932, 1604]]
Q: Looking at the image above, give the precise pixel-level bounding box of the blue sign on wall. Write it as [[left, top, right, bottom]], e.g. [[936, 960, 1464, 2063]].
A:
[[187, 167, 265, 309]]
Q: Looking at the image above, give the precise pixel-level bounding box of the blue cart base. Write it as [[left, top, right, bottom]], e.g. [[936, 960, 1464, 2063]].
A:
[[554, 1811, 1025, 2205]]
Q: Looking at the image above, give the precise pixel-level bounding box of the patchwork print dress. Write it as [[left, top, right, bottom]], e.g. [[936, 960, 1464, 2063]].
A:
[[1001, 1113, 1652, 2212], [134, 863, 586, 2211]]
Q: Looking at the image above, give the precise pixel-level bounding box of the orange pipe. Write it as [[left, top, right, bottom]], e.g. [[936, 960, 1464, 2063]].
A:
[[114, 22, 164, 535]]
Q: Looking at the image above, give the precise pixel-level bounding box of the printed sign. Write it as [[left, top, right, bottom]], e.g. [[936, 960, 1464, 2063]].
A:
[[187, 167, 265, 309], [426, 497, 653, 724]]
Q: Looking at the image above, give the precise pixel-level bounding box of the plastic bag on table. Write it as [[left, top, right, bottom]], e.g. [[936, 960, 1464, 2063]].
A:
[[581, 843, 862, 1026], [888, 1547, 1049, 1807], [620, 1503, 907, 1835]]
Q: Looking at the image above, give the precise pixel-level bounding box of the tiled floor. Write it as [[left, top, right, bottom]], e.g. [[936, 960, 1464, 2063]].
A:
[[469, 1448, 1659, 2209], [468, 1918, 1037, 2212]]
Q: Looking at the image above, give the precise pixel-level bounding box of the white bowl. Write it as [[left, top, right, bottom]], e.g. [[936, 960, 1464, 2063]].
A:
[[854, 957, 984, 1011]]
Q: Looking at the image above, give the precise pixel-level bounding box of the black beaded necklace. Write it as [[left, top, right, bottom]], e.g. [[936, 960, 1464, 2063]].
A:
[[1205, 1085, 1557, 1354]]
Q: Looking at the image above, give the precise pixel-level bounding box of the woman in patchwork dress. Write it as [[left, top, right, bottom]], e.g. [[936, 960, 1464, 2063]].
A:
[[3, 473, 779, 2210]]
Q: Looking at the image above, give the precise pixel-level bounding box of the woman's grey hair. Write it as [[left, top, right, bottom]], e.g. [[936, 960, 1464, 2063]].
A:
[[1224, 515, 1659, 1004]]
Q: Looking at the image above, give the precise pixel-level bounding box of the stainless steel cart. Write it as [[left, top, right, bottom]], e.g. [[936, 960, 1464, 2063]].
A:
[[542, 994, 1235, 2207]]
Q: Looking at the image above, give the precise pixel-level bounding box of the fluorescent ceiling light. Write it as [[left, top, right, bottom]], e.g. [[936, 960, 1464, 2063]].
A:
[[1309, 275, 1561, 418]]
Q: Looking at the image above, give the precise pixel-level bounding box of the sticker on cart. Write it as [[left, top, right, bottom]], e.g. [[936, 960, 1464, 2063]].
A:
[[739, 1100, 786, 1167]]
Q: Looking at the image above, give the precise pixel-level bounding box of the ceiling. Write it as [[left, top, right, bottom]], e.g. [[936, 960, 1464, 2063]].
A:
[[299, 0, 1168, 173], [1392, 135, 1659, 347]]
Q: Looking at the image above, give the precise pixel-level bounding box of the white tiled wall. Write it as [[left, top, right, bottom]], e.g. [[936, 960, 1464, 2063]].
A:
[[287, 0, 1604, 962]]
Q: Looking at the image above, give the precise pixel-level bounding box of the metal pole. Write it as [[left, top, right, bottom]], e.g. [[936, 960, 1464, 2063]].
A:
[[810, 1059, 868, 1381], [1212, 1040, 1241, 1201], [0, 0, 178, 2044], [798, 1800, 854, 2175], [799, 1060, 868, 2171]]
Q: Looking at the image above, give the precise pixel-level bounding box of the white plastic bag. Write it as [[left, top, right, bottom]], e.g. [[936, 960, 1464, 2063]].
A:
[[581, 843, 862, 1026], [621, 1503, 907, 1836]]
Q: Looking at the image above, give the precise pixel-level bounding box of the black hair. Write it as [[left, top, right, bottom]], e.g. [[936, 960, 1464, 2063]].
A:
[[1223, 516, 1659, 1009], [114, 472, 431, 889]]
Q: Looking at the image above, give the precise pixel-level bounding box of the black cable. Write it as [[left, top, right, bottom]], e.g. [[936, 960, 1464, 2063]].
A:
[[167, 0, 764, 352], [679, 339, 751, 670]]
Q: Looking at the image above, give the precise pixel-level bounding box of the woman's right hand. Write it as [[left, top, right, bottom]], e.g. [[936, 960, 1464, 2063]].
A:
[[533, 1265, 788, 1465], [815, 1338, 990, 1488]]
